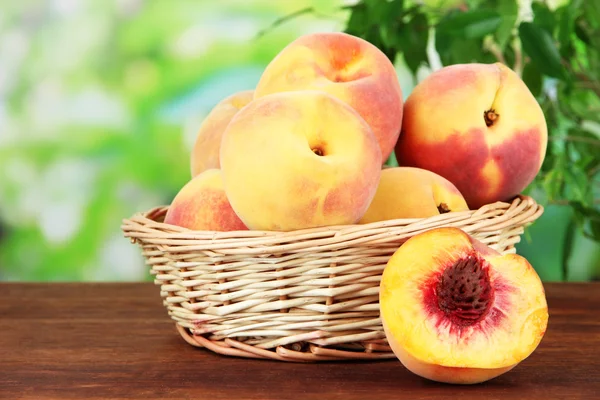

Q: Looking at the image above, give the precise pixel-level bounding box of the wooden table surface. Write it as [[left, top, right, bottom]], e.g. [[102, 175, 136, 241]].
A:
[[1, 282, 599, 400]]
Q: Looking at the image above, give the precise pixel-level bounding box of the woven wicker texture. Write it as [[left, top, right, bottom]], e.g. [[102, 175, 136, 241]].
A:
[[122, 195, 543, 362]]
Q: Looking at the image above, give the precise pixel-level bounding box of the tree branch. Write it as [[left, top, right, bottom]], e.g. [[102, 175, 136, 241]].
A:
[[255, 7, 344, 39], [512, 37, 524, 77], [483, 36, 507, 66]]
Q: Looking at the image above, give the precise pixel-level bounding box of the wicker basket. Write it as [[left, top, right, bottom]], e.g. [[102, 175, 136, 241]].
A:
[[121, 195, 543, 362]]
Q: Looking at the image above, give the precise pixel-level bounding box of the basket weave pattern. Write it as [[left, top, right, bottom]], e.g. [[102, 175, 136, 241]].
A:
[[122, 195, 543, 362]]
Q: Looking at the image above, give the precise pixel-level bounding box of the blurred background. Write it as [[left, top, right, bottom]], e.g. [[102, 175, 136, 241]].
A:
[[1, 0, 598, 282]]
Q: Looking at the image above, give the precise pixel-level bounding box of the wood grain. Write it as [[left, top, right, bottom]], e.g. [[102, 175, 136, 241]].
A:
[[1, 282, 599, 400]]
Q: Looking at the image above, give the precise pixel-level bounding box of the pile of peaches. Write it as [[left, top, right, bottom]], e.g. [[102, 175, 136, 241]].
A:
[[164, 32, 549, 385]]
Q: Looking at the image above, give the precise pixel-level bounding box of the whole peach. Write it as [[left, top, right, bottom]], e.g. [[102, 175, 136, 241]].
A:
[[190, 90, 254, 177], [254, 32, 403, 162], [219, 90, 382, 231], [164, 169, 247, 232], [395, 62, 547, 209], [359, 167, 470, 223]]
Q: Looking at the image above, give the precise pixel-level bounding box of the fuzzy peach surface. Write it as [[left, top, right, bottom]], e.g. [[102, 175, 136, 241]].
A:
[[254, 31, 403, 162], [359, 167, 470, 223], [395, 62, 547, 209], [190, 90, 254, 177], [219, 90, 382, 232], [380, 227, 548, 384], [164, 169, 247, 232]]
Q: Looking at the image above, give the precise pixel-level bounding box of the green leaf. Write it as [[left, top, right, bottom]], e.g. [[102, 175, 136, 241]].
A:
[[436, 9, 502, 39], [344, 3, 369, 37], [583, 0, 600, 30], [518, 22, 567, 80], [557, 0, 584, 59], [542, 168, 563, 202], [344, 0, 403, 63], [399, 11, 429, 75], [367, 0, 404, 25], [522, 61, 543, 98], [570, 201, 600, 242], [531, 2, 556, 35], [493, 0, 518, 49], [574, 17, 592, 45], [564, 88, 600, 120], [362, 0, 405, 49], [435, 32, 496, 66], [564, 163, 590, 202]]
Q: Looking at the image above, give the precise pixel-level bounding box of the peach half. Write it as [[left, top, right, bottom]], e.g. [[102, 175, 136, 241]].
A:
[[358, 167, 469, 223], [380, 227, 548, 384], [190, 90, 254, 177], [254, 31, 403, 162], [220, 90, 382, 231], [164, 169, 247, 232], [395, 62, 547, 209]]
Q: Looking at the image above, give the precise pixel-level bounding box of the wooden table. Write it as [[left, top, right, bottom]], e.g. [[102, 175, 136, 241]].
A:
[[1, 283, 599, 400]]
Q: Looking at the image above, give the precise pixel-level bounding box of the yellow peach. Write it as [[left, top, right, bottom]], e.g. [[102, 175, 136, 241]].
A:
[[219, 90, 382, 231], [395, 62, 547, 209], [254, 32, 403, 162], [359, 167, 469, 223], [190, 90, 254, 177], [380, 227, 548, 384], [164, 169, 247, 231]]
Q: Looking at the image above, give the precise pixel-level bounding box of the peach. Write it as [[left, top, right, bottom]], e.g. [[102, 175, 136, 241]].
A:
[[254, 32, 403, 162], [395, 62, 547, 209], [164, 169, 247, 231], [358, 167, 469, 223], [190, 90, 254, 177], [219, 90, 382, 231], [380, 227, 548, 384]]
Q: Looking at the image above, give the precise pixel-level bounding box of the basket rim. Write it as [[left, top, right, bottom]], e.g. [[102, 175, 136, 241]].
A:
[[121, 195, 543, 254]]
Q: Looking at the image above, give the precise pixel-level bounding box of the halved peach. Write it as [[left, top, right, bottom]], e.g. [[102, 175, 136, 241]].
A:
[[380, 227, 548, 384]]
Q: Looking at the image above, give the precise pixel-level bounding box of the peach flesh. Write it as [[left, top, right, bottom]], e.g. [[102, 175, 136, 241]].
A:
[[380, 227, 548, 384]]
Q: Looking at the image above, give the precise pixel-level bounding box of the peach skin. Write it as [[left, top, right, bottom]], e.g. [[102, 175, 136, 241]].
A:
[[190, 90, 254, 177], [254, 32, 403, 162], [219, 90, 382, 231], [164, 169, 247, 232], [395, 62, 547, 209], [358, 167, 470, 223], [380, 227, 549, 384]]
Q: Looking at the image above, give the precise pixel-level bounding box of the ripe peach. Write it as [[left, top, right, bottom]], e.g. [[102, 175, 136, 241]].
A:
[[254, 32, 403, 162], [358, 167, 469, 223], [164, 169, 247, 231], [380, 227, 548, 384], [219, 90, 382, 231], [190, 90, 254, 177], [395, 62, 547, 209]]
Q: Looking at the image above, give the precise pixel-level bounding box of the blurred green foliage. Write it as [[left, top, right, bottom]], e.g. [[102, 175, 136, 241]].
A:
[[1, 0, 598, 282], [0, 0, 348, 281]]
